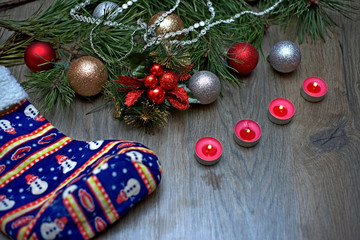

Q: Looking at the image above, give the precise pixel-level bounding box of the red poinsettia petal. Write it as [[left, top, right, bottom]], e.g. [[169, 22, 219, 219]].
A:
[[166, 86, 189, 110], [179, 73, 191, 81], [117, 87, 138, 91], [178, 63, 194, 81], [167, 86, 189, 102], [183, 63, 194, 74], [125, 90, 145, 107], [166, 94, 190, 110], [115, 75, 143, 88]]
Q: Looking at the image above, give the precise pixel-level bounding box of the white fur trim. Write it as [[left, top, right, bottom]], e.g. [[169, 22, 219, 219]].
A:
[[0, 66, 28, 111]]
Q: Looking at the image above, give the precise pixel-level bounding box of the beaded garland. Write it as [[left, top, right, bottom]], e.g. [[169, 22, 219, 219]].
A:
[[70, 0, 284, 63]]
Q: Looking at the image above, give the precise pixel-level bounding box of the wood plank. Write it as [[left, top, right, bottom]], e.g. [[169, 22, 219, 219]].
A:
[[0, 1, 359, 240]]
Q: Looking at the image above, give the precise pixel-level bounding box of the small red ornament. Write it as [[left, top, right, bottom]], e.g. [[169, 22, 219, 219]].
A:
[[147, 86, 166, 104], [144, 74, 158, 88], [150, 63, 164, 76], [24, 41, 56, 72], [227, 42, 259, 75], [159, 71, 179, 90]]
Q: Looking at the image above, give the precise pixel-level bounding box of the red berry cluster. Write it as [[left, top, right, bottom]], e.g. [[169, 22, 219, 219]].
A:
[[116, 63, 190, 110], [144, 63, 179, 104]]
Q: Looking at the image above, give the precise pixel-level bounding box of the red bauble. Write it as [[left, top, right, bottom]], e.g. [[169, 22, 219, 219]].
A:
[[144, 74, 158, 88], [24, 41, 56, 72], [150, 63, 164, 76], [147, 86, 166, 104], [159, 71, 179, 90], [226, 42, 259, 75]]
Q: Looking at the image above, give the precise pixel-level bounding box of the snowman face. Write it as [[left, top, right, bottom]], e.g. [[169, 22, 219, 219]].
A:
[[61, 159, 77, 174], [88, 141, 104, 150], [40, 222, 61, 240], [126, 151, 143, 163], [0, 197, 15, 211], [0, 120, 12, 131], [24, 104, 39, 119], [124, 178, 141, 198], [30, 179, 48, 195]]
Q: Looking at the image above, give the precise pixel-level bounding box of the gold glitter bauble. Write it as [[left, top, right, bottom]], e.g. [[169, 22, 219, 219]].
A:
[[68, 56, 108, 97], [148, 12, 184, 37]]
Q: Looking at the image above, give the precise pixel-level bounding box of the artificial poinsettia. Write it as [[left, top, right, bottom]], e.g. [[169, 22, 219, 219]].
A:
[[114, 64, 191, 110], [178, 63, 194, 81]]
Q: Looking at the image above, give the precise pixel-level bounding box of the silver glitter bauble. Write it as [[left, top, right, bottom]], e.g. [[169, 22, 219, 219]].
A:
[[188, 71, 221, 104], [268, 41, 301, 73], [93, 1, 118, 19]]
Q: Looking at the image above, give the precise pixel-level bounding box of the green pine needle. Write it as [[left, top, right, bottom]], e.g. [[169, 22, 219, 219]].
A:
[[0, 32, 34, 66], [21, 64, 75, 112], [0, 0, 357, 132], [259, 0, 357, 42]]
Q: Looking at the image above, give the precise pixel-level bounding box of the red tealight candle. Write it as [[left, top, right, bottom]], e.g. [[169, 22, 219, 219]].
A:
[[268, 98, 295, 125], [195, 137, 222, 165], [201, 144, 217, 157], [307, 82, 321, 93], [301, 76, 327, 102], [273, 105, 288, 117], [240, 128, 256, 141], [234, 119, 261, 147]]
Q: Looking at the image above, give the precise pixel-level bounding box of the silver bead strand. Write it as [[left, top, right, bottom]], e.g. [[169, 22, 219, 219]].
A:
[[166, 0, 284, 48], [71, 0, 284, 61], [144, 0, 182, 41]]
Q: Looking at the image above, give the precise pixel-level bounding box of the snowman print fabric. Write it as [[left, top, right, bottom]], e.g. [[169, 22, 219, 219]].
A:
[[0, 100, 162, 240]]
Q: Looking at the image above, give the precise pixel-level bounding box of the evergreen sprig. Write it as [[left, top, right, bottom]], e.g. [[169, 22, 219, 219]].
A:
[[259, 0, 357, 42], [123, 101, 170, 135], [105, 79, 170, 134], [21, 63, 75, 112], [0, 31, 34, 66], [0, 0, 357, 132]]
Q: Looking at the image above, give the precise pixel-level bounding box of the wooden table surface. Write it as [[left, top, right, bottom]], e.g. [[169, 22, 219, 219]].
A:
[[1, 1, 359, 240]]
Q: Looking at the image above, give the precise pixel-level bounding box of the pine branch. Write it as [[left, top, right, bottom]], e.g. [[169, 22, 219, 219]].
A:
[[123, 100, 170, 134], [259, 0, 357, 42], [0, 0, 357, 133], [0, 31, 34, 66], [21, 64, 75, 112]]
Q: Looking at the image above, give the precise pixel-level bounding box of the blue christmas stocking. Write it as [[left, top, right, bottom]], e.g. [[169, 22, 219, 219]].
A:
[[0, 66, 162, 240]]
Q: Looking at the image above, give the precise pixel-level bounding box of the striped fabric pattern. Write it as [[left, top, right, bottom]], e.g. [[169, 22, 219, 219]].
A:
[[0, 100, 162, 240]]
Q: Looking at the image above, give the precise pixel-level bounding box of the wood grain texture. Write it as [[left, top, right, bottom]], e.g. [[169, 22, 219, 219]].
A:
[[1, 1, 359, 240]]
